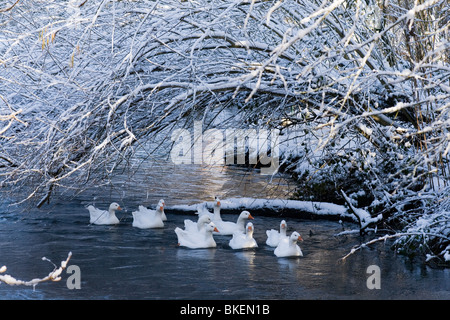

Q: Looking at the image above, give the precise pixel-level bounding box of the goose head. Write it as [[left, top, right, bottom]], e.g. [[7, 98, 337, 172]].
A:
[[109, 202, 122, 213], [214, 196, 221, 208], [280, 220, 287, 236], [235, 211, 254, 232], [205, 222, 219, 234], [290, 231, 303, 243], [246, 222, 254, 236], [239, 210, 254, 221], [197, 215, 212, 230], [157, 199, 165, 211]]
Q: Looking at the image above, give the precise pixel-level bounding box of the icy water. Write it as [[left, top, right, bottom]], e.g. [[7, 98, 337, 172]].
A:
[[0, 164, 449, 299]]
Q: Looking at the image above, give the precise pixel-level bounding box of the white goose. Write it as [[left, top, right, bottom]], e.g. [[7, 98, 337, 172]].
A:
[[131, 199, 165, 229], [229, 222, 258, 249], [88, 202, 122, 225], [175, 222, 219, 249], [266, 220, 288, 247], [196, 196, 221, 220], [214, 210, 254, 235], [183, 214, 212, 233], [159, 199, 167, 221], [274, 231, 303, 258]]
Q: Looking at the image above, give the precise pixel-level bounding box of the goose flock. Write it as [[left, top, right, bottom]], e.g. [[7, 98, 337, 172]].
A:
[[87, 196, 303, 258]]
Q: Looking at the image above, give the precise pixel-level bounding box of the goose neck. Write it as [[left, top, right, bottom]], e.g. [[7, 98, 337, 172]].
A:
[[213, 206, 221, 219]]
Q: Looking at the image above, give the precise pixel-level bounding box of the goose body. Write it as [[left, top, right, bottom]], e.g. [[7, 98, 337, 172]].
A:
[[274, 232, 303, 258], [266, 220, 288, 247], [132, 200, 165, 229], [196, 203, 213, 219], [229, 222, 258, 249], [88, 203, 121, 225], [183, 215, 212, 233], [215, 210, 254, 235], [175, 222, 219, 249], [197, 196, 221, 220]]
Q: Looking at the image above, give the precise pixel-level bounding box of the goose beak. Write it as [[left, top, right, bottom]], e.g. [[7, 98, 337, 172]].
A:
[[248, 226, 253, 231], [298, 235, 303, 241], [248, 214, 254, 220], [217, 201, 221, 206], [117, 206, 122, 211], [213, 227, 219, 233], [160, 206, 164, 211], [281, 223, 286, 228]]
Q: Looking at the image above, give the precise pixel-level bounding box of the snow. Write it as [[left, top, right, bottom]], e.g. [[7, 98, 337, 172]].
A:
[[444, 247, 450, 262], [397, 203, 450, 261], [341, 191, 383, 229], [0, 252, 72, 288], [169, 197, 355, 221]]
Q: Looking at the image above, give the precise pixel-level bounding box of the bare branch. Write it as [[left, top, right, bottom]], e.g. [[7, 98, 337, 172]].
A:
[[0, 0, 20, 13]]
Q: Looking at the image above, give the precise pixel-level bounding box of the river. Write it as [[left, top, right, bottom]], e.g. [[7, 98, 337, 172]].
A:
[[0, 159, 449, 299]]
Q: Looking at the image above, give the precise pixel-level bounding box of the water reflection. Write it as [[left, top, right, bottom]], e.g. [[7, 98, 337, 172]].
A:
[[101, 135, 296, 207], [276, 257, 302, 270], [233, 250, 257, 267], [175, 247, 217, 260]]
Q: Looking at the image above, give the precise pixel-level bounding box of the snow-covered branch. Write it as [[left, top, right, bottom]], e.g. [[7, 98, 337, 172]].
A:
[[0, 252, 72, 289], [341, 190, 382, 233]]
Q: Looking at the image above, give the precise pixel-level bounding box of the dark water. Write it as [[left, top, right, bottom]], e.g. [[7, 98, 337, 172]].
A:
[[1, 191, 449, 299], [1, 148, 449, 299]]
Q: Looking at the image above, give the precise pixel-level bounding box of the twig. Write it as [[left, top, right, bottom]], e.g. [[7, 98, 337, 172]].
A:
[[0, 252, 72, 289], [340, 234, 394, 261], [341, 190, 383, 234], [0, 0, 20, 13], [340, 231, 450, 262]]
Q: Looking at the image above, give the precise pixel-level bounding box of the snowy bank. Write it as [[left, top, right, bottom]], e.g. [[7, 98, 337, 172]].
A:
[[394, 208, 450, 262], [168, 197, 357, 222]]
